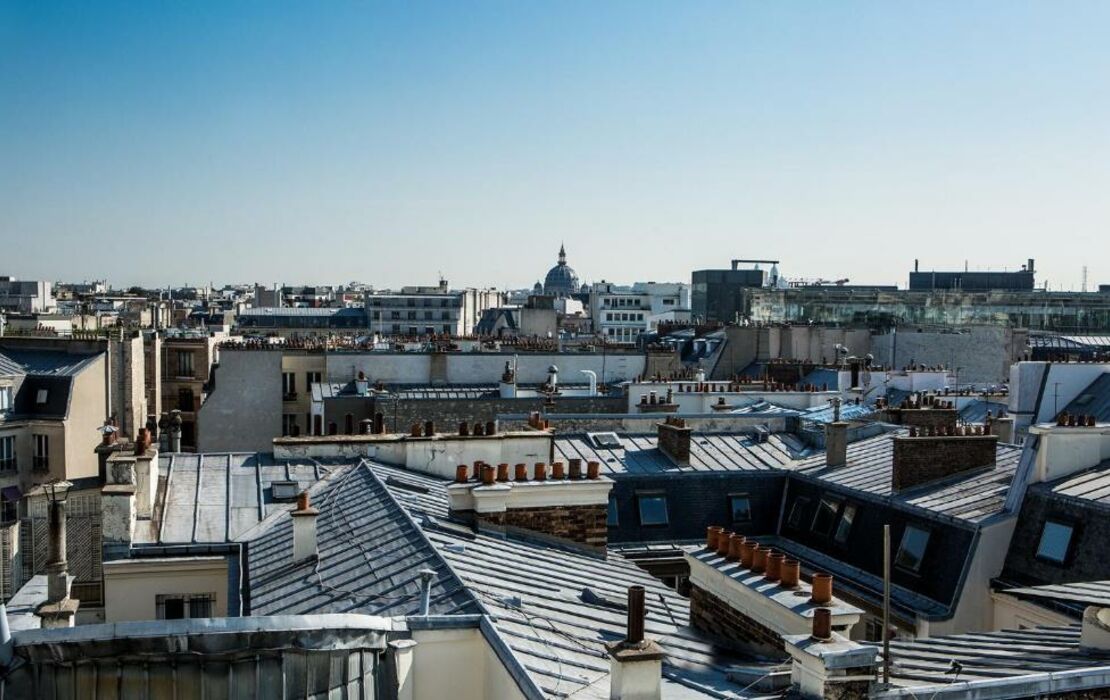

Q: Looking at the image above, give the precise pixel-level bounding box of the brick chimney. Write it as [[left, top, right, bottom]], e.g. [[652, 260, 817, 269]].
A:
[[605, 586, 664, 700], [446, 465, 612, 550], [892, 430, 998, 491], [291, 491, 320, 563], [657, 417, 691, 465]]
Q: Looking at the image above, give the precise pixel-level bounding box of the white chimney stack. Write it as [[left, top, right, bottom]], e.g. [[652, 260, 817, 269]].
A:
[[292, 491, 319, 563]]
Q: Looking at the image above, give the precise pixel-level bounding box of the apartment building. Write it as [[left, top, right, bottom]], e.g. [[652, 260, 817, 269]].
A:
[[365, 281, 503, 337], [590, 281, 690, 344]]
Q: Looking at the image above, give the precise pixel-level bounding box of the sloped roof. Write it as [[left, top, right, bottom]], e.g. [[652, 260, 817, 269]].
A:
[[0, 348, 100, 377], [1002, 580, 1110, 617], [554, 432, 801, 475], [142, 453, 339, 545], [370, 461, 783, 699], [1043, 460, 1110, 508], [794, 431, 1024, 523], [1065, 372, 1110, 423], [879, 625, 1105, 687], [245, 463, 478, 618]]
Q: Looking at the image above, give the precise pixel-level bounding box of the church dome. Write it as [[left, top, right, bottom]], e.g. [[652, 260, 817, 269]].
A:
[[543, 244, 580, 297]]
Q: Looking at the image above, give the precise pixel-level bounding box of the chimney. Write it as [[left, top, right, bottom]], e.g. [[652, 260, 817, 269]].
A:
[[992, 415, 1015, 444], [657, 417, 691, 465], [292, 491, 320, 563], [784, 610, 878, 700], [37, 482, 79, 629], [169, 409, 183, 452], [892, 431, 998, 491], [606, 586, 664, 700], [825, 422, 848, 468]]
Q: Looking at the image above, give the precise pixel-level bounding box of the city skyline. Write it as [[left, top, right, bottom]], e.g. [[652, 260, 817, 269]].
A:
[[3, 2, 1109, 290]]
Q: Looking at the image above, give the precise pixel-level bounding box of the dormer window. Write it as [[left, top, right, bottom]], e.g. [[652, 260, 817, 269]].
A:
[[895, 525, 930, 573]]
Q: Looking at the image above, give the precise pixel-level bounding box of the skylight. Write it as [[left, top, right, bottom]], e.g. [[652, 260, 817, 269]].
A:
[[588, 432, 622, 449]]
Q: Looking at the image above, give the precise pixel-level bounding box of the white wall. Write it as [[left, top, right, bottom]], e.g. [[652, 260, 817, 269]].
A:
[[409, 627, 526, 700]]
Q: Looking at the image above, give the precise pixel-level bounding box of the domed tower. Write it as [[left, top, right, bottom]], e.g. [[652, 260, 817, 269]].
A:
[[543, 244, 580, 297]]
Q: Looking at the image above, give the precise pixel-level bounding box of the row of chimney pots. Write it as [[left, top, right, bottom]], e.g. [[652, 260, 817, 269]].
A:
[[455, 459, 601, 484]]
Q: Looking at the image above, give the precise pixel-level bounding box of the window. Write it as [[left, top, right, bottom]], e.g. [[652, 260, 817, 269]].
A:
[[177, 387, 195, 412], [424, 311, 433, 320], [895, 525, 930, 573], [0, 436, 14, 471], [176, 351, 195, 377], [786, 497, 811, 529], [637, 493, 669, 526], [833, 503, 857, 545], [282, 372, 296, 399], [36, 389, 48, 404], [391, 311, 400, 320], [607, 495, 619, 526], [729, 494, 752, 523], [344, 413, 355, 435], [811, 496, 842, 537], [281, 414, 298, 437], [306, 371, 322, 388], [0, 386, 10, 412], [1036, 520, 1074, 564], [33, 434, 49, 471], [156, 593, 215, 620]]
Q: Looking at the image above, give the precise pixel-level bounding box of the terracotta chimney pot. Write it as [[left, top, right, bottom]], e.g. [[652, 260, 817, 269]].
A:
[[707, 526, 723, 550], [455, 465, 468, 483], [587, 461, 601, 479], [727, 534, 744, 561], [811, 573, 833, 604], [812, 607, 832, 641], [740, 540, 756, 568], [765, 552, 784, 582], [496, 463, 509, 482], [514, 463, 528, 481], [534, 463, 547, 481], [552, 461, 565, 479], [751, 545, 767, 574], [781, 559, 801, 588]]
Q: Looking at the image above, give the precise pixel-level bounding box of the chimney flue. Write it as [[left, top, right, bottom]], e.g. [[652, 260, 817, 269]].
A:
[[626, 585, 645, 645], [291, 491, 320, 564]]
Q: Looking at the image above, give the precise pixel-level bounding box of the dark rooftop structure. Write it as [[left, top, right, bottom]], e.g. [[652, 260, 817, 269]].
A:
[[908, 258, 1037, 292]]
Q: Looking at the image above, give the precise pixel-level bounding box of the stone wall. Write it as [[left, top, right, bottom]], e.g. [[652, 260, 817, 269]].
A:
[[892, 435, 998, 491], [688, 584, 787, 656]]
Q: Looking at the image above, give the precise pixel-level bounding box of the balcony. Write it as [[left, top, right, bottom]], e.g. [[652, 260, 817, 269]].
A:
[[32, 456, 49, 472], [0, 458, 15, 473], [283, 392, 298, 402]]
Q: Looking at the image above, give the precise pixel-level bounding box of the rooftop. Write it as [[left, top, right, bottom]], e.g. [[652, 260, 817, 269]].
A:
[[554, 432, 801, 475], [1042, 460, 1110, 508], [794, 430, 1023, 523]]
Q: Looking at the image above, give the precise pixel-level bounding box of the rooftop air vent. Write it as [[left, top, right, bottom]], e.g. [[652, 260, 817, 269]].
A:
[[588, 432, 622, 449], [271, 481, 299, 501]]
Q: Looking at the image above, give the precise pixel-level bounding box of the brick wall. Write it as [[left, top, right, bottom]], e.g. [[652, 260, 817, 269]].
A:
[[470, 504, 608, 549], [657, 421, 692, 464], [688, 584, 787, 657], [892, 435, 997, 491], [885, 408, 958, 431]]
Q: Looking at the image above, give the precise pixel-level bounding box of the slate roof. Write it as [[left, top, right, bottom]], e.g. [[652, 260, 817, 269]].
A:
[[1065, 372, 1110, 423], [141, 453, 339, 545], [0, 348, 100, 377], [958, 399, 1009, 426], [10, 376, 72, 419], [245, 463, 478, 618], [880, 625, 1108, 687], [1002, 580, 1110, 617], [797, 402, 873, 424], [1043, 460, 1110, 508], [371, 461, 785, 699], [793, 431, 1023, 523], [554, 432, 802, 475]]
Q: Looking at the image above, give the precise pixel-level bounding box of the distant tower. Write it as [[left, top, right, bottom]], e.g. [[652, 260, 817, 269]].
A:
[[1083, 265, 1089, 293]]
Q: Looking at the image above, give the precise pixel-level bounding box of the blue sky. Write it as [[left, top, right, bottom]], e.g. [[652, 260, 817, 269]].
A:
[[2, 1, 1108, 290]]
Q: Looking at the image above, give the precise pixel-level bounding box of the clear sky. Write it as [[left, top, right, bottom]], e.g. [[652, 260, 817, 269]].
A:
[[2, 1, 1108, 291]]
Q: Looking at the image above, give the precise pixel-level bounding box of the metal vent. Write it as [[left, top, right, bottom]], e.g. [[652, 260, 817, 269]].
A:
[[588, 432, 622, 449], [271, 481, 298, 501]]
